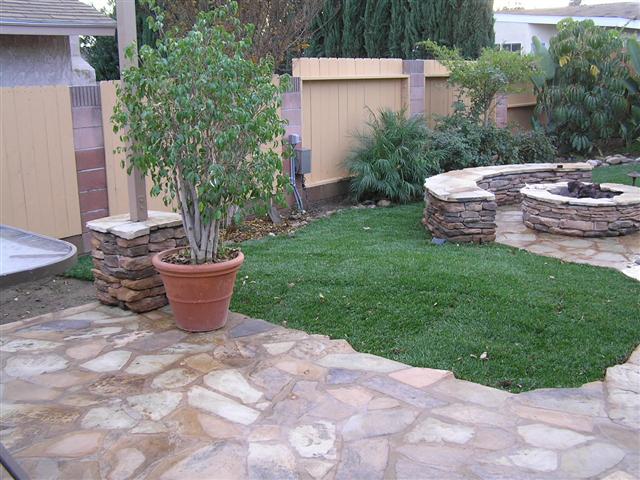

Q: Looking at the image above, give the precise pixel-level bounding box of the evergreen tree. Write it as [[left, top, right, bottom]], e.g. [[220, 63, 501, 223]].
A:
[[306, 0, 494, 60], [81, 0, 156, 81], [453, 0, 495, 58], [388, 0, 407, 58], [342, 0, 366, 57], [308, 0, 342, 57], [364, 0, 391, 57]]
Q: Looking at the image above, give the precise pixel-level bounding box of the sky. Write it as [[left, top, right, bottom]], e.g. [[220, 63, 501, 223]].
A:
[[80, 0, 635, 15]]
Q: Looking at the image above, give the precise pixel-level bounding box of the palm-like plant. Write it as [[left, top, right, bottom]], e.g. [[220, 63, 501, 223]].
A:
[[346, 110, 438, 203], [531, 20, 634, 153]]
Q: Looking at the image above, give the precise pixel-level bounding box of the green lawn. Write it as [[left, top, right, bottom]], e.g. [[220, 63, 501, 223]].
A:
[[231, 165, 640, 392], [592, 163, 638, 185]]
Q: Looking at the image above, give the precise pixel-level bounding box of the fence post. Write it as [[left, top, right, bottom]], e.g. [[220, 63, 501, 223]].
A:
[[116, 0, 148, 222]]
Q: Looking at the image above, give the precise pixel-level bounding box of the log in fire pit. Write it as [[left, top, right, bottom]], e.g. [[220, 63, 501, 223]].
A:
[[521, 182, 640, 237]]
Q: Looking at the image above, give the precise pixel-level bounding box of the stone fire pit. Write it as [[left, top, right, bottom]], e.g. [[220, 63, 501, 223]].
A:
[[521, 182, 640, 237]]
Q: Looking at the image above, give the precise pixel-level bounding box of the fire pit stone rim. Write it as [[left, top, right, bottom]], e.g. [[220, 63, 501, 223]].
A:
[[521, 182, 640, 207]]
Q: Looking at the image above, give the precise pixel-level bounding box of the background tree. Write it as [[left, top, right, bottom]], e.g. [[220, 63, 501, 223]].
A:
[[307, 0, 341, 57], [363, 0, 391, 57], [83, 0, 322, 77], [81, 0, 156, 81], [342, 0, 366, 57], [308, 0, 494, 60], [157, 0, 323, 70], [453, 0, 495, 59]]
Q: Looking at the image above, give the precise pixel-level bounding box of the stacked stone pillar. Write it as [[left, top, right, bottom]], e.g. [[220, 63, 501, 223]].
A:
[[423, 194, 497, 243], [87, 212, 186, 313]]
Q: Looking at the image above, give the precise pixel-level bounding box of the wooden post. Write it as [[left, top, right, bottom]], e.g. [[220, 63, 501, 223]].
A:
[[116, 0, 148, 222]]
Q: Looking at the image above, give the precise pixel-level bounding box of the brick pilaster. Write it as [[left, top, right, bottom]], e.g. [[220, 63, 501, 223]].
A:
[[402, 60, 425, 118], [70, 85, 109, 252], [495, 93, 509, 128], [281, 78, 304, 208]]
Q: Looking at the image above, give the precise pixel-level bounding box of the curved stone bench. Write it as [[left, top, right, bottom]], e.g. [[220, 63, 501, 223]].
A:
[[423, 163, 592, 243]]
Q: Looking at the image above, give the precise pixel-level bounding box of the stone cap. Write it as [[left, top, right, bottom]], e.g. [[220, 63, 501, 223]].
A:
[[424, 163, 593, 202], [86, 211, 183, 240], [521, 182, 640, 207]]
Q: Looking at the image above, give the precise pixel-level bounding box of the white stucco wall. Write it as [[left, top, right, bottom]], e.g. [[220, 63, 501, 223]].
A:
[[494, 21, 557, 53], [495, 19, 639, 54], [0, 35, 95, 87]]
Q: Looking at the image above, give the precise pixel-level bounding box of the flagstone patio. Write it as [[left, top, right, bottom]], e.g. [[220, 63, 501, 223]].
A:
[[496, 207, 640, 281], [0, 302, 638, 479]]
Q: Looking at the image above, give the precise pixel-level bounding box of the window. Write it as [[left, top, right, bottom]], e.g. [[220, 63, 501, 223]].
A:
[[497, 42, 522, 53]]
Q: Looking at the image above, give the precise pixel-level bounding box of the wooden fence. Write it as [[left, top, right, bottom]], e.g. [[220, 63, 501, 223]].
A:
[[0, 60, 537, 243], [293, 58, 406, 187], [0, 86, 81, 238], [100, 81, 171, 215]]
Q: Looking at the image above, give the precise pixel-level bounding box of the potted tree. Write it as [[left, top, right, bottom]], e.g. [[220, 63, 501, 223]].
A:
[[113, 2, 288, 331]]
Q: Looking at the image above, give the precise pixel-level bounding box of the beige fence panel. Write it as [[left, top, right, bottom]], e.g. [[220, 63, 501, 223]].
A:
[[0, 85, 81, 238], [424, 77, 459, 127], [507, 86, 536, 130], [423, 60, 469, 127], [295, 58, 406, 187], [293, 57, 404, 79], [100, 80, 173, 215]]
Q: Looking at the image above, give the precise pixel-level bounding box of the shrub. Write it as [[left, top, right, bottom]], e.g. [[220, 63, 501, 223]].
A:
[[424, 126, 477, 172], [624, 37, 640, 147], [515, 129, 557, 163], [348, 109, 557, 201], [427, 108, 556, 170], [532, 19, 633, 154], [346, 110, 438, 203], [431, 109, 520, 168]]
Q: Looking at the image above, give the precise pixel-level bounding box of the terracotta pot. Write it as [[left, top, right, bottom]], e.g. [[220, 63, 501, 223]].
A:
[[152, 247, 244, 332]]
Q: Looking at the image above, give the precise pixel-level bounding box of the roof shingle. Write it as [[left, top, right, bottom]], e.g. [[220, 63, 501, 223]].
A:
[[498, 2, 639, 20], [0, 0, 116, 28]]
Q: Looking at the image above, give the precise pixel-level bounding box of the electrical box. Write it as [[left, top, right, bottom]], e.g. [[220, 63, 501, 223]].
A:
[[295, 148, 312, 174], [288, 133, 301, 145]]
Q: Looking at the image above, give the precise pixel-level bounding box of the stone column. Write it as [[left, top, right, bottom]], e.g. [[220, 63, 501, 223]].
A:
[[87, 212, 186, 313], [402, 60, 425, 118]]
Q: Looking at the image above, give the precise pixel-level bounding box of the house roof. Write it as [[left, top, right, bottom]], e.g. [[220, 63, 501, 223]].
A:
[[495, 2, 640, 29], [0, 0, 116, 36]]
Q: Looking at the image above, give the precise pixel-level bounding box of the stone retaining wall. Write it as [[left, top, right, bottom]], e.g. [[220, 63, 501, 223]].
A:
[[422, 164, 593, 243], [87, 212, 185, 313], [476, 169, 591, 205]]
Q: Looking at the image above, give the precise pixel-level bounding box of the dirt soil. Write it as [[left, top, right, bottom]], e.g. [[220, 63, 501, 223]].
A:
[[1, 276, 96, 325], [224, 216, 305, 243]]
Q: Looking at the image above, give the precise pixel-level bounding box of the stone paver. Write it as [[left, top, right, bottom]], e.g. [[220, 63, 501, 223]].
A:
[[1, 303, 638, 479], [496, 207, 640, 281]]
